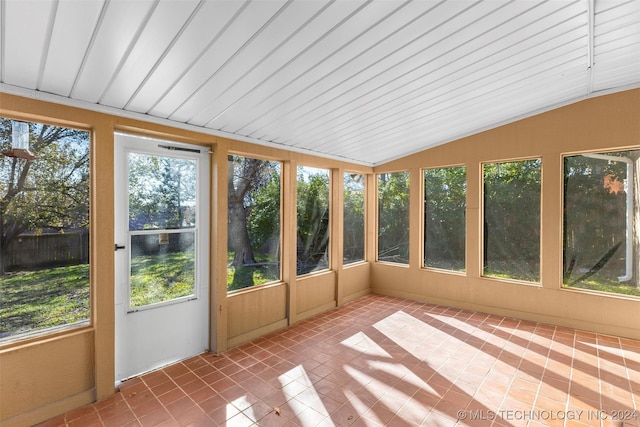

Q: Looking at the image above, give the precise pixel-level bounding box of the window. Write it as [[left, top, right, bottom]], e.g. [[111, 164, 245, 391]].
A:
[[227, 155, 281, 291], [377, 171, 409, 264], [297, 166, 330, 275], [344, 173, 365, 264], [483, 159, 541, 282], [127, 152, 198, 308], [564, 150, 640, 296], [0, 118, 90, 342], [424, 166, 466, 271]]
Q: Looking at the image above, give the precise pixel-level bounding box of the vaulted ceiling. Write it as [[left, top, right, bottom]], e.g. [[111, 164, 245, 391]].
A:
[[1, 0, 639, 166]]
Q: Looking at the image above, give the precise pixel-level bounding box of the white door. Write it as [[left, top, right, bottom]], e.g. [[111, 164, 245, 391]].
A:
[[114, 133, 210, 382]]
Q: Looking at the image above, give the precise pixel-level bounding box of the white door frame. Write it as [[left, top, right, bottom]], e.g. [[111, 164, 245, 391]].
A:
[[114, 133, 210, 382]]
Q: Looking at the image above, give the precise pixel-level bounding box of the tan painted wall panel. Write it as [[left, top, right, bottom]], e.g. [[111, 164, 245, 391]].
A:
[[227, 283, 288, 340], [0, 330, 94, 421], [296, 271, 337, 317], [372, 89, 640, 340], [341, 263, 370, 303]]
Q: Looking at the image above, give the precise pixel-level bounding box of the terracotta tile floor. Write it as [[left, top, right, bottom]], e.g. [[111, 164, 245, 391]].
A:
[[39, 294, 640, 427]]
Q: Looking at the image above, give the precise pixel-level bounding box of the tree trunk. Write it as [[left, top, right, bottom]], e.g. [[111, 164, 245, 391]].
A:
[[227, 158, 256, 267], [228, 197, 255, 266]]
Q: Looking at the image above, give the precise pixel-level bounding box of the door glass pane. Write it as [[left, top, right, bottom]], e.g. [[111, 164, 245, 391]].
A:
[[129, 232, 195, 309], [128, 153, 198, 309], [128, 153, 196, 231]]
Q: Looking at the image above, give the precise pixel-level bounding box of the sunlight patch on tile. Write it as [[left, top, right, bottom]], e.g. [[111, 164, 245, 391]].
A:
[[343, 349, 437, 417], [278, 365, 332, 423], [279, 364, 312, 386], [373, 311, 435, 355], [590, 343, 624, 358], [343, 365, 388, 400], [340, 330, 392, 358]]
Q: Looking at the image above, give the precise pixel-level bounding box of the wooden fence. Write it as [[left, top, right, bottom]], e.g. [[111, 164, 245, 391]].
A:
[[2, 231, 89, 271]]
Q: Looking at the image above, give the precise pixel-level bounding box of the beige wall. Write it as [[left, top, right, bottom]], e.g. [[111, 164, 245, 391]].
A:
[[372, 88, 640, 340], [0, 92, 370, 426], [0, 330, 94, 422]]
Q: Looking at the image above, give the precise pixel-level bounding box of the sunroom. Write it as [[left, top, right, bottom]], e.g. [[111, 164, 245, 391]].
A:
[[1, 1, 640, 426]]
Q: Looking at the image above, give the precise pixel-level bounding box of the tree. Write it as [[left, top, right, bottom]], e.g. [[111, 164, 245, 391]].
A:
[[247, 171, 281, 251], [343, 173, 365, 263], [297, 168, 330, 275], [227, 155, 279, 267], [377, 171, 410, 263], [128, 154, 195, 231], [563, 152, 636, 289], [424, 166, 466, 270], [0, 119, 89, 273], [483, 159, 541, 281]]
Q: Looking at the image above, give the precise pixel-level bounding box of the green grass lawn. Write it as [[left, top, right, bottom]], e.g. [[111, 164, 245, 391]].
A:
[[227, 252, 280, 291], [0, 264, 90, 339], [7, 253, 636, 340], [0, 251, 196, 339], [563, 276, 640, 296], [130, 251, 195, 308]]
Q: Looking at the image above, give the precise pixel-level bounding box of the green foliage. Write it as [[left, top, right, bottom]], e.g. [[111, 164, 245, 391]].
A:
[[563, 152, 635, 290], [343, 173, 365, 263], [424, 166, 466, 271], [564, 153, 628, 262], [128, 154, 196, 230], [0, 119, 91, 339], [247, 169, 281, 249], [0, 264, 90, 338], [377, 171, 409, 264], [227, 155, 281, 290], [483, 159, 541, 282], [226, 253, 280, 291], [297, 168, 330, 274], [0, 119, 90, 250]]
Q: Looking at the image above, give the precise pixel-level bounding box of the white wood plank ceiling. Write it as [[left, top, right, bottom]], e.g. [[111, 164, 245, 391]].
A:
[[1, 0, 639, 166]]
